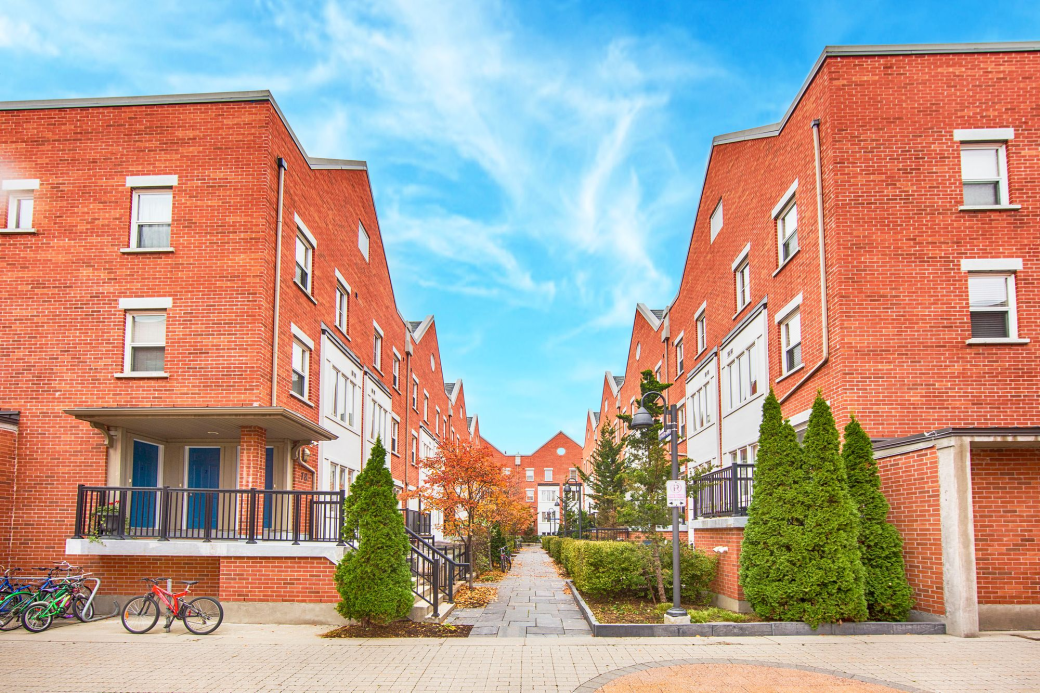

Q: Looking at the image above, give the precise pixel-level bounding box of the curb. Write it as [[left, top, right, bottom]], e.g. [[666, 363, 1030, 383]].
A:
[[566, 580, 946, 637]]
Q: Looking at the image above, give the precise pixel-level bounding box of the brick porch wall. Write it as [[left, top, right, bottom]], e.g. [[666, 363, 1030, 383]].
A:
[[971, 448, 1040, 606], [877, 447, 944, 615], [80, 556, 221, 597], [0, 428, 16, 561], [691, 527, 744, 603], [218, 556, 339, 603]]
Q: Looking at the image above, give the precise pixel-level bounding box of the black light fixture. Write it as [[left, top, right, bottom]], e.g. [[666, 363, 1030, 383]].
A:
[[630, 406, 654, 430]]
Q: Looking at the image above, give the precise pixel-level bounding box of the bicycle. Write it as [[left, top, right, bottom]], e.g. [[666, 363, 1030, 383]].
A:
[[20, 569, 96, 633], [499, 546, 512, 571], [1, 562, 89, 631], [121, 578, 223, 635]]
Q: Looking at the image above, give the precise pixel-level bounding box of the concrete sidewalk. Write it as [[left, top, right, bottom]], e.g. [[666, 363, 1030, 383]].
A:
[[1, 618, 1039, 692]]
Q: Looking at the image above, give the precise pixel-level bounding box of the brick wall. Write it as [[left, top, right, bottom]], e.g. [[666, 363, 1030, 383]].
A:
[[691, 527, 744, 603], [877, 447, 944, 615], [971, 448, 1040, 606], [0, 427, 15, 560], [218, 556, 339, 603], [81, 556, 221, 597]]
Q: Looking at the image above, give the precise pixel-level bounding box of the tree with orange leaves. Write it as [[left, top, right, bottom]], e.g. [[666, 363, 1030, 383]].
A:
[[405, 439, 531, 585]]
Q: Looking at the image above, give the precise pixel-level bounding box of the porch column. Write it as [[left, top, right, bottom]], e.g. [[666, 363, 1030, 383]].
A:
[[936, 436, 979, 637], [239, 426, 267, 540]]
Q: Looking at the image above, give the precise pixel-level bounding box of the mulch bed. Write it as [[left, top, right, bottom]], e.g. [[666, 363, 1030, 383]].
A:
[[477, 569, 508, 583], [321, 621, 472, 638], [453, 585, 498, 608], [585, 596, 759, 625]]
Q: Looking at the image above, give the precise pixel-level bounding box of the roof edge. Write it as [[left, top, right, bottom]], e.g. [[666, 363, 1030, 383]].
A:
[[0, 90, 368, 172]]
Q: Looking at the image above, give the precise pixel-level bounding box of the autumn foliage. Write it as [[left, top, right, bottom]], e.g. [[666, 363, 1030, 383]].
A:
[[405, 440, 533, 581]]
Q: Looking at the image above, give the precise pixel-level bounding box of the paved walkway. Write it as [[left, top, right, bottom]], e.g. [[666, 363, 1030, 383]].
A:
[[1, 620, 1038, 692], [449, 545, 592, 637]]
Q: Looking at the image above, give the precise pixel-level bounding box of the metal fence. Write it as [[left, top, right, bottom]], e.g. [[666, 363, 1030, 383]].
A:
[[690, 464, 755, 518]]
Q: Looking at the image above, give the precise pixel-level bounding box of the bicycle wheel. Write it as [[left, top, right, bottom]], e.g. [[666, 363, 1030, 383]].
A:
[[73, 595, 95, 622], [182, 596, 223, 635], [21, 602, 54, 633], [121, 596, 159, 634], [0, 591, 30, 631]]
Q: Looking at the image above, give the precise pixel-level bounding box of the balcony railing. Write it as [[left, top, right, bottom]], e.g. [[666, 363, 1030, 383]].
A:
[[690, 464, 755, 519], [402, 508, 432, 536], [74, 485, 346, 544]]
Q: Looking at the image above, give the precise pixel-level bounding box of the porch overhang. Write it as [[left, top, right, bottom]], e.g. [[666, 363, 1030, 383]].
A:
[[64, 406, 337, 444]]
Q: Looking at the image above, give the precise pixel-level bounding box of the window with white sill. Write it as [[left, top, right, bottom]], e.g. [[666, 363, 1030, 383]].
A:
[[373, 326, 383, 371], [131, 189, 172, 249], [358, 222, 370, 261], [961, 143, 1009, 207], [544, 468, 552, 482], [725, 341, 759, 411], [781, 310, 803, 374], [392, 354, 400, 390], [391, 419, 399, 454], [777, 201, 798, 264], [125, 312, 166, 374], [412, 379, 419, 409], [291, 340, 309, 399], [6, 191, 34, 230], [526, 489, 535, 502], [675, 338, 685, 374], [728, 443, 757, 467], [677, 403, 687, 438], [526, 468, 534, 482], [968, 273, 1018, 339], [696, 311, 706, 353], [294, 233, 313, 291], [330, 366, 358, 427], [335, 282, 349, 333], [689, 377, 714, 433], [735, 259, 751, 311], [710, 199, 723, 242], [368, 399, 389, 443]]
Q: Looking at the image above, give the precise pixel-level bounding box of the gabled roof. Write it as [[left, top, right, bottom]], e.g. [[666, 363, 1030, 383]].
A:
[[613, 375, 625, 389], [593, 411, 600, 424], [407, 316, 434, 342], [407, 321, 424, 333], [444, 378, 463, 405], [635, 303, 664, 331], [0, 90, 367, 172], [444, 382, 456, 397]]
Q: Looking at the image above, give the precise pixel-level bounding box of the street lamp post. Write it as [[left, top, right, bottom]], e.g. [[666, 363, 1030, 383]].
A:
[[564, 481, 583, 539], [630, 390, 688, 623]]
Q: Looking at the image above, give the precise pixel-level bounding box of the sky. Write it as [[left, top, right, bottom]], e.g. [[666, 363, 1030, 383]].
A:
[[3, 1, 1039, 453]]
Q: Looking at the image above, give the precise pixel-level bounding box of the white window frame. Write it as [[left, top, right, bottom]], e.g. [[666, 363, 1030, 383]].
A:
[[734, 258, 751, 312], [392, 350, 401, 390], [334, 270, 350, 334], [688, 376, 714, 434], [526, 489, 535, 502], [358, 222, 370, 261], [709, 199, 723, 242], [391, 417, 400, 454], [725, 340, 760, 412], [330, 366, 358, 429], [774, 293, 803, 376], [955, 129, 1016, 210], [129, 188, 174, 250], [435, 407, 441, 434], [544, 468, 553, 482], [372, 322, 383, 372], [291, 340, 310, 401], [294, 215, 317, 294], [123, 311, 167, 376], [964, 266, 1024, 344], [776, 200, 798, 266], [727, 443, 758, 467], [695, 303, 706, 354], [6, 190, 34, 231], [675, 335, 685, 375], [526, 468, 534, 482], [412, 377, 420, 410], [411, 433, 419, 465], [423, 392, 429, 421]]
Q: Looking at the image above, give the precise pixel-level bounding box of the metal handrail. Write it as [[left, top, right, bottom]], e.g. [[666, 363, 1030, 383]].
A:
[[690, 463, 755, 519], [404, 527, 469, 605]]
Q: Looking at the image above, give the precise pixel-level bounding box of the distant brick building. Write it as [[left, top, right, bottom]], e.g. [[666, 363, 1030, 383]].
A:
[[488, 432, 583, 535], [583, 43, 1040, 635], [0, 91, 478, 621]]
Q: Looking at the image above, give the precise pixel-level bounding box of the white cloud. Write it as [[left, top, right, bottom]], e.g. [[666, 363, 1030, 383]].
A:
[[0, 14, 58, 55]]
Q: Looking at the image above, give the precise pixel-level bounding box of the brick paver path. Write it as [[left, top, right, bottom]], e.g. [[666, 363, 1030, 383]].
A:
[[449, 545, 592, 637], [1, 620, 1038, 691]]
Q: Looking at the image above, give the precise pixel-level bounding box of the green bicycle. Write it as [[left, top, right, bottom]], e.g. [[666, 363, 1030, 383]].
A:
[[19, 570, 95, 633], [0, 564, 73, 631]]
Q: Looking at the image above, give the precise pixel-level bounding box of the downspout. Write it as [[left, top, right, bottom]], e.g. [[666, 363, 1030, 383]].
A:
[[780, 119, 829, 404], [270, 157, 288, 406]]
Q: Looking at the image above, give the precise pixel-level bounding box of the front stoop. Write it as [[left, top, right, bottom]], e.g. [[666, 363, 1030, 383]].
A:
[[408, 598, 455, 623]]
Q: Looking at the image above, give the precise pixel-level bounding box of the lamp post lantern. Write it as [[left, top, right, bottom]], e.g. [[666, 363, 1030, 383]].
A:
[[564, 481, 583, 539], [630, 390, 688, 623]]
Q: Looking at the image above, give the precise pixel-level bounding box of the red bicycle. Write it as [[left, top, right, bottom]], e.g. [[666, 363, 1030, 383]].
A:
[[121, 577, 223, 635]]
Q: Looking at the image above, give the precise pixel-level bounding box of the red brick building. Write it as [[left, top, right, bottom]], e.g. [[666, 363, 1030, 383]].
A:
[[583, 43, 1040, 635], [488, 432, 583, 535], [0, 91, 479, 622]]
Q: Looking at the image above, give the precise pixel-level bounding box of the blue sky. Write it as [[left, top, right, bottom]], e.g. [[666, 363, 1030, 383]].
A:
[[3, 1, 1039, 453]]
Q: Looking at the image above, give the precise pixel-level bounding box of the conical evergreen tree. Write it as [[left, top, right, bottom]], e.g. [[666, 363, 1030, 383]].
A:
[[334, 437, 414, 627], [798, 393, 868, 626], [577, 417, 627, 528], [843, 415, 914, 621], [739, 389, 808, 619]]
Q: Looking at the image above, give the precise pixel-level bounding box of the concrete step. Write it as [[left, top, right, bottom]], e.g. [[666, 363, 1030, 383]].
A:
[[408, 597, 455, 623]]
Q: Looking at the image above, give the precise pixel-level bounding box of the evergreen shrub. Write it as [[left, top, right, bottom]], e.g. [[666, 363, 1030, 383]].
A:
[[663, 543, 718, 605]]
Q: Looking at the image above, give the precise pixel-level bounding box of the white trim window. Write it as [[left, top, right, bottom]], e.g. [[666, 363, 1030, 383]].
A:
[[423, 393, 429, 421], [544, 468, 553, 482], [526, 468, 534, 482], [335, 281, 349, 333], [295, 232, 313, 292], [412, 378, 419, 410], [358, 222, 370, 261], [6, 190, 34, 230], [728, 443, 758, 467], [392, 353, 401, 390], [330, 367, 358, 427], [329, 462, 354, 493], [291, 340, 310, 399], [130, 189, 173, 249], [368, 398, 389, 443], [391, 418, 400, 454], [696, 308, 706, 353], [781, 310, 803, 374], [689, 378, 714, 433], [526, 489, 535, 502], [725, 341, 759, 411], [677, 403, 687, 438], [710, 199, 723, 242], [125, 312, 167, 374], [411, 434, 418, 465], [675, 337, 685, 375], [960, 143, 1010, 207], [777, 200, 798, 264], [372, 323, 383, 371], [968, 273, 1017, 340], [735, 258, 751, 311]]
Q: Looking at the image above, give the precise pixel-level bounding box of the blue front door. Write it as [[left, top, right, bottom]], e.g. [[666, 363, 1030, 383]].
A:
[[187, 448, 220, 530], [130, 440, 160, 529], [263, 447, 274, 530]]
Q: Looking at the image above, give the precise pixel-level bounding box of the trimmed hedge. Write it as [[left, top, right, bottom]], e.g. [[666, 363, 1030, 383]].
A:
[[664, 542, 718, 605], [543, 538, 716, 601]]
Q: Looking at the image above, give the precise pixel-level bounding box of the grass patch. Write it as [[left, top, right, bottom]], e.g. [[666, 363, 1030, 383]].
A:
[[584, 596, 758, 625]]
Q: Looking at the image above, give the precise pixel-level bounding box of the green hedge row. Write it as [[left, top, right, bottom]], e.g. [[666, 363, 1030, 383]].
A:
[[542, 537, 717, 602]]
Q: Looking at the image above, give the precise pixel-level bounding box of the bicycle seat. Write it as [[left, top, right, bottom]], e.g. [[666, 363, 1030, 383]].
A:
[[181, 580, 199, 586]]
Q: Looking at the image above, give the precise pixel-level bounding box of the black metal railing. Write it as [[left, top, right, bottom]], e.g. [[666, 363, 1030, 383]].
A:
[[402, 509, 432, 536], [582, 527, 631, 541], [690, 464, 755, 519], [405, 527, 469, 614], [74, 485, 346, 544]]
